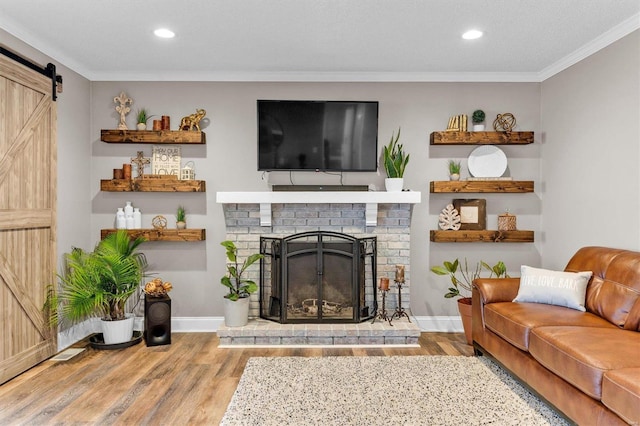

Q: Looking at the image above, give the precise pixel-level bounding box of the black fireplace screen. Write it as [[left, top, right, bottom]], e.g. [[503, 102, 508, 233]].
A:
[[260, 231, 376, 323]]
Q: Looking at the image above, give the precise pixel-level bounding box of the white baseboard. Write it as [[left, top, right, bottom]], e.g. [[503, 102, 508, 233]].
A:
[[413, 316, 463, 333], [56, 316, 462, 350], [172, 316, 224, 332]]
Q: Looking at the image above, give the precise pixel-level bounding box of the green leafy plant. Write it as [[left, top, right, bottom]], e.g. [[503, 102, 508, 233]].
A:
[[176, 205, 186, 222], [220, 240, 264, 301], [383, 127, 410, 178], [472, 109, 486, 124], [431, 258, 508, 299], [45, 230, 148, 326], [448, 160, 461, 174], [136, 108, 154, 124]]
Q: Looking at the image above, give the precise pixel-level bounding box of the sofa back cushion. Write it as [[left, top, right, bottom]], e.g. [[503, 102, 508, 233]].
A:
[[565, 247, 640, 330]]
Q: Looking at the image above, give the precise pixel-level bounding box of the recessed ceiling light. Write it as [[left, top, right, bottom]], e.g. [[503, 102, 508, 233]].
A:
[[462, 30, 483, 40], [154, 28, 175, 39]]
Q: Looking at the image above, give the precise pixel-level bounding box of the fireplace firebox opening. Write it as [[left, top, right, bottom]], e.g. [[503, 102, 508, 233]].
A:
[[260, 231, 377, 323]]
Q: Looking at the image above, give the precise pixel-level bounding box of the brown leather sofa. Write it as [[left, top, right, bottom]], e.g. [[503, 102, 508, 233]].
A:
[[472, 246, 640, 425]]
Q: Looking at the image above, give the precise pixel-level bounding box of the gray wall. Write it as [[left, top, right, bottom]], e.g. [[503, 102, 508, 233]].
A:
[[4, 25, 637, 321], [540, 30, 640, 268], [91, 82, 541, 317]]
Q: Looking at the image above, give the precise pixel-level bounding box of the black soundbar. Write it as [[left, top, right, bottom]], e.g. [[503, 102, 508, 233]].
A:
[[272, 185, 370, 192]]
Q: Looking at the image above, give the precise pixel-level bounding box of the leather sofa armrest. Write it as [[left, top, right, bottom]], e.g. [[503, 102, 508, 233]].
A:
[[473, 278, 521, 304], [472, 278, 521, 346]]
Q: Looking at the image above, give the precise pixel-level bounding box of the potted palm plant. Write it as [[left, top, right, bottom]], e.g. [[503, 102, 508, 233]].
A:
[[382, 127, 410, 192], [431, 259, 508, 344], [220, 240, 264, 327], [45, 230, 148, 345]]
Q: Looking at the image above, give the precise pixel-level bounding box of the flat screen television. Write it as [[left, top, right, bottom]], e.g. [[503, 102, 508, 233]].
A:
[[258, 100, 379, 172]]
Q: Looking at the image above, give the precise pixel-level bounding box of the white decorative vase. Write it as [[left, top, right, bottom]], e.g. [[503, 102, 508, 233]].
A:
[[384, 178, 404, 192], [223, 296, 250, 327], [472, 124, 485, 131], [101, 314, 134, 344], [136, 123, 147, 131]]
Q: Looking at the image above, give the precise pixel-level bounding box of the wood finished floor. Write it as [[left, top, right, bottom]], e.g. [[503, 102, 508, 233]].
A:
[[0, 332, 472, 425]]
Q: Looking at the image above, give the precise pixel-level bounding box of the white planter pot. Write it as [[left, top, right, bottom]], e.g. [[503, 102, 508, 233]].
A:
[[472, 124, 485, 131], [101, 314, 134, 344], [384, 178, 404, 192], [136, 123, 147, 131], [223, 296, 250, 327]]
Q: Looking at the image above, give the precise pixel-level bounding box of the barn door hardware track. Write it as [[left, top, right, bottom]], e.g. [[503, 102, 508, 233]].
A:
[[0, 45, 63, 101]]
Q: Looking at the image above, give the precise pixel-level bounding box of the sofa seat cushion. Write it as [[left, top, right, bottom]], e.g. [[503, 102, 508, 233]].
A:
[[484, 302, 616, 351], [602, 368, 640, 425], [529, 326, 640, 399]]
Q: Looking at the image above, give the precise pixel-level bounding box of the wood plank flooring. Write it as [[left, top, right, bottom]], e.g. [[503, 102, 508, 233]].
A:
[[0, 332, 472, 425]]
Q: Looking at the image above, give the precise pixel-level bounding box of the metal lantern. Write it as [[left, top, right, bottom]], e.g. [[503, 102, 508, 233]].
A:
[[180, 161, 195, 180]]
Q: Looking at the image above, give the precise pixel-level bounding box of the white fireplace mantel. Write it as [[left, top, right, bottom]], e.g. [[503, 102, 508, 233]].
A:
[[216, 191, 421, 226]]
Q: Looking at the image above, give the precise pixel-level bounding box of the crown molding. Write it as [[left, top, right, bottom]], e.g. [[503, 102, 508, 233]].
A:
[[538, 13, 640, 81], [88, 70, 542, 83]]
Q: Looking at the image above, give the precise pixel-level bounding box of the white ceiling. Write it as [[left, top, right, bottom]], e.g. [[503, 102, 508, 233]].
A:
[[0, 0, 638, 82]]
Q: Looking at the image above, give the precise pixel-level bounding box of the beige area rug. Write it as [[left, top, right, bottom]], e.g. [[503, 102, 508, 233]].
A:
[[221, 355, 569, 426]]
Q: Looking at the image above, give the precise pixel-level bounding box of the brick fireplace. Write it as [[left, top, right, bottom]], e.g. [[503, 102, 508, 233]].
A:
[[216, 191, 421, 345]]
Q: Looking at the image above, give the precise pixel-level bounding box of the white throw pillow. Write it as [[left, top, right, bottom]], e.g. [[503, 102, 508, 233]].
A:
[[513, 265, 592, 311]]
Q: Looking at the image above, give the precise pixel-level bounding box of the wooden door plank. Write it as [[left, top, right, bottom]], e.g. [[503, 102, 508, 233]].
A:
[[0, 209, 53, 229], [0, 56, 50, 96], [0, 253, 47, 338], [0, 95, 50, 186]]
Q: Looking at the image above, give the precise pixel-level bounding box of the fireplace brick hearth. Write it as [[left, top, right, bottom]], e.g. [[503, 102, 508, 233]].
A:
[[218, 197, 420, 345], [217, 318, 420, 346]]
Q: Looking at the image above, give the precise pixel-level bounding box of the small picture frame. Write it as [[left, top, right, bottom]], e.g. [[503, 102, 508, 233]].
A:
[[453, 199, 486, 230]]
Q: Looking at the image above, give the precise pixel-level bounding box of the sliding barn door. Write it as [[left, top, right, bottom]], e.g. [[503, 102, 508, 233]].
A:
[[0, 55, 57, 384]]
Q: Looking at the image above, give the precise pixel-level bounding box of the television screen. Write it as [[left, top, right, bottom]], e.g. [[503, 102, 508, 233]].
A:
[[258, 100, 378, 172]]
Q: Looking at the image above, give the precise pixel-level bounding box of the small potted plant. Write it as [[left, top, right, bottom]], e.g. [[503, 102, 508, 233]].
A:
[[136, 108, 154, 131], [472, 109, 486, 131], [382, 127, 410, 192], [175, 205, 186, 229], [431, 259, 508, 345], [220, 240, 264, 327], [448, 160, 461, 181]]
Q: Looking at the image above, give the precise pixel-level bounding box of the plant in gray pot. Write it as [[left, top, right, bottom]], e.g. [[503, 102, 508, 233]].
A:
[[220, 240, 264, 327], [44, 230, 148, 345]]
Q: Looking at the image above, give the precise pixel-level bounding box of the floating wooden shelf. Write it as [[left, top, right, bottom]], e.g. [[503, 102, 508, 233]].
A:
[[430, 180, 534, 193], [430, 230, 534, 243], [101, 229, 206, 241], [101, 129, 206, 144], [430, 131, 534, 145], [100, 179, 206, 192]]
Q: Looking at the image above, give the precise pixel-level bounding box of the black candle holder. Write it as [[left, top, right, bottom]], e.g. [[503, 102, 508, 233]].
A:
[[373, 287, 392, 325], [391, 280, 411, 323]]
